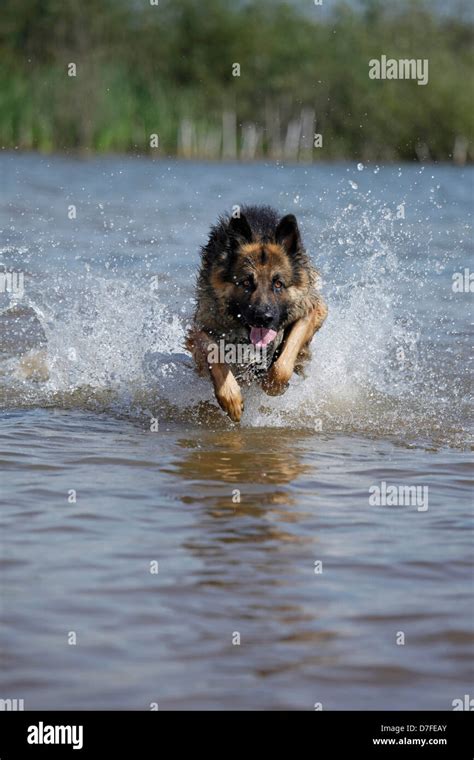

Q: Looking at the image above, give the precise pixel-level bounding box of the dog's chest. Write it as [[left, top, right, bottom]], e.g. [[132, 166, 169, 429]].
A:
[[221, 329, 284, 384]]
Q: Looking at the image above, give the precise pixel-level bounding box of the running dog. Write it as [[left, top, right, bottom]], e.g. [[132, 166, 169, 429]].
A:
[[186, 205, 327, 422]]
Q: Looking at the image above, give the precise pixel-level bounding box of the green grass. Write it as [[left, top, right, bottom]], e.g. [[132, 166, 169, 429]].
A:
[[0, 0, 472, 161]]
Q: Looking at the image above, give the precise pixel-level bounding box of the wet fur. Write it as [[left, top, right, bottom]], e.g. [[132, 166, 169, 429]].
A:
[[186, 205, 327, 421]]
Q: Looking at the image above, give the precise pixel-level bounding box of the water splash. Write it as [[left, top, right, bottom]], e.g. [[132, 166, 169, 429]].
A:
[[0, 173, 470, 449]]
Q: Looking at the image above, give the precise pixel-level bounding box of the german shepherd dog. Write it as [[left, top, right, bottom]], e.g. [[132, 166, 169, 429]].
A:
[[186, 205, 327, 422]]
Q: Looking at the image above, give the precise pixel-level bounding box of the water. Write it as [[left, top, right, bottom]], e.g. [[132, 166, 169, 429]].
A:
[[0, 154, 472, 710]]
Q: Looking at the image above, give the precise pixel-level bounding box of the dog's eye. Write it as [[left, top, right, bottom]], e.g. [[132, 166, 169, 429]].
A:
[[241, 278, 252, 289], [274, 279, 284, 290]]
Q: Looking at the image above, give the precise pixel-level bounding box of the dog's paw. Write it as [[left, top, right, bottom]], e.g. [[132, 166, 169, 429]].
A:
[[261, 364, 291, 396], [215, 376, 244, 422]]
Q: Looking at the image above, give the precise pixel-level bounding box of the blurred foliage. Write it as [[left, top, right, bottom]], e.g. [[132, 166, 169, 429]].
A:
[[0, 0, 472, 160]]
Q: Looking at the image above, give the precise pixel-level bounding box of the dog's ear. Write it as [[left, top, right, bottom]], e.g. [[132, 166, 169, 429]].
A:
[[228, 213, 253, 243], [275, 214, 301, 255], [202, 212, 253, 266]]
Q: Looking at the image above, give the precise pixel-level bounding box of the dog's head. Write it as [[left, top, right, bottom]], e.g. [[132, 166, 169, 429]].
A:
[[201, 208, 313, 347]]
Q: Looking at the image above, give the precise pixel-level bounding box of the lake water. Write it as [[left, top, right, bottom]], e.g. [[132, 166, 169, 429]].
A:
[[0, 154, 472, 710]]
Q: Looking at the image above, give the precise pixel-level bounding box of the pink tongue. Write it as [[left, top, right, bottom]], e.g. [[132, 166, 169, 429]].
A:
[[250, 327, 277, 347]]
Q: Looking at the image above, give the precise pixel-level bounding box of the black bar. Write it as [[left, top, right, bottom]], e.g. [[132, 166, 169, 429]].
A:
[[0, 710, 472, 757]]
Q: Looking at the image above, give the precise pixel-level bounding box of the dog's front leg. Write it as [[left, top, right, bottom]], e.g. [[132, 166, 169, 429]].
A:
[[187, 329, 244, 422], [210, 362, 244, 423], [262, 302, 327, 396]]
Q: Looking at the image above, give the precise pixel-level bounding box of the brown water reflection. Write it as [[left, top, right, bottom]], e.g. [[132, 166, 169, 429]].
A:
[[173, 429, 318, 553], [176, 428, 312, 498]]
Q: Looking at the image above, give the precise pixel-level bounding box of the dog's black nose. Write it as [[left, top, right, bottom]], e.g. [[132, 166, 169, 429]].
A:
[[250, 306, 277, 328]]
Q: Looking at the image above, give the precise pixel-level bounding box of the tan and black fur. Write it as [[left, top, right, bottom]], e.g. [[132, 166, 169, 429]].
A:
[[186, 205, 327, 422]]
